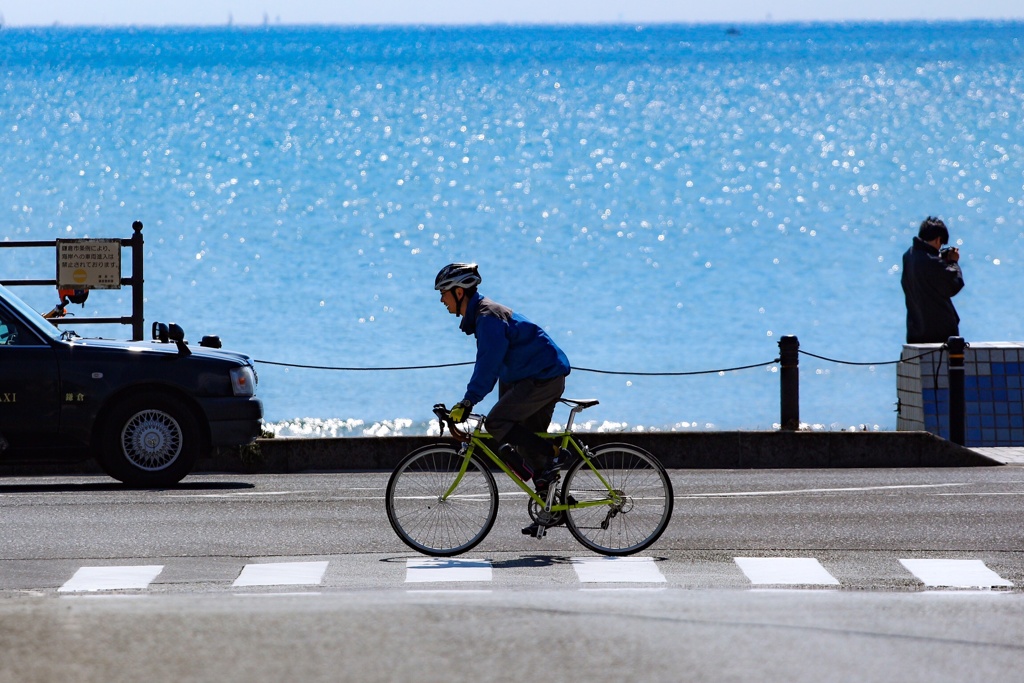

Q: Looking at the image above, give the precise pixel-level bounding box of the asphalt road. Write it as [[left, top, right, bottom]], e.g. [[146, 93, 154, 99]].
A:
[[2, 467, 1023, 682]]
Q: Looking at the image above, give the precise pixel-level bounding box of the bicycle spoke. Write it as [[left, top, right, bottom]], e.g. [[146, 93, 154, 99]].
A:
[[386, 446, 499, 556], [563, 444, 673, 555]]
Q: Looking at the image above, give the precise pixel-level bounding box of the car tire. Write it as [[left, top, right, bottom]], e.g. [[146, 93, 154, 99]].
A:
[[100, 392, 203, 487]]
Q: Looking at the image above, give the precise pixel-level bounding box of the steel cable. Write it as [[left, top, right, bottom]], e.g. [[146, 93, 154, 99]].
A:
[[255, 348, 940, 375], [798, 347, 945, 367], [255, 358, 780, 376]]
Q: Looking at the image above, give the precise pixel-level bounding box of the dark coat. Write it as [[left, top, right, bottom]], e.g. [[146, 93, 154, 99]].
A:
[[901, 236, 964, 343]]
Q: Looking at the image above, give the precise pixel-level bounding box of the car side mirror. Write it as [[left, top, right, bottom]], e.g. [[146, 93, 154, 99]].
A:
[[167, 323, 191, 357]]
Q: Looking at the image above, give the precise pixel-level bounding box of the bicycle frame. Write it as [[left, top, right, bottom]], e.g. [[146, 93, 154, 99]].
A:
[[433, 404, 620, 512]]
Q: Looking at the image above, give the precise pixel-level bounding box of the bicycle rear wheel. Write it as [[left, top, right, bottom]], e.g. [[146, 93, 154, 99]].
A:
[[562, 443, 673, 556], [385, 444, 498, 557]]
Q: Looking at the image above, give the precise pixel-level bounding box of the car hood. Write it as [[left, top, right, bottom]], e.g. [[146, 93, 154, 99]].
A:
[[65, 337, 255, 365]]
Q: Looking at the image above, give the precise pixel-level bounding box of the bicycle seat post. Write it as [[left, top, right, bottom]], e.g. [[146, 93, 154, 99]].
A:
[[560, 398, 598, 432], [565, 404, 582, 432]]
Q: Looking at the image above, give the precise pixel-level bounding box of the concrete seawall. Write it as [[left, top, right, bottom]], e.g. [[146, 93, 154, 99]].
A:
[[207, 430, 995, 473], [0, 431, 999, 478]]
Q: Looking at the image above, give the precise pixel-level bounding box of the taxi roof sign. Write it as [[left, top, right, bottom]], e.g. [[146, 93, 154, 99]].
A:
[[56, 239, 122, 289]]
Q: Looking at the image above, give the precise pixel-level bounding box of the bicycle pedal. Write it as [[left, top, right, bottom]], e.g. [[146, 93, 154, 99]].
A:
[[522, 522, 547, 538]]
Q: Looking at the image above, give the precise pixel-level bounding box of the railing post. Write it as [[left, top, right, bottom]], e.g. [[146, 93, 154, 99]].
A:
[[130, 220, 144, 341], [779, 335, 800, 430], [946, 336, 966, 445]]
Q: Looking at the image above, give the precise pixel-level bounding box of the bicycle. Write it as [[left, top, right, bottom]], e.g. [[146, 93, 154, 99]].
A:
[[385, 399, 674, 557]]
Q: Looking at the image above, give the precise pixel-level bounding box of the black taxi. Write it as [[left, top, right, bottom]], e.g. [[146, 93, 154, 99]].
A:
[[0, 284, 263, 486]]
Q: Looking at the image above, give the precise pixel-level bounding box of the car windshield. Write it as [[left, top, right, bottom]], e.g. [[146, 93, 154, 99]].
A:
[[0, 284, 65, 342]]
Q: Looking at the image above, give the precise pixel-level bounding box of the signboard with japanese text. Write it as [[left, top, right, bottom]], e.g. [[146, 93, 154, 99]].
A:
[[56, 239, 122, 289]]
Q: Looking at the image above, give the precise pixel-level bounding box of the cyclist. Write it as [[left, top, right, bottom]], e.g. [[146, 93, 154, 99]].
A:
[[435, 263, 571, 531]]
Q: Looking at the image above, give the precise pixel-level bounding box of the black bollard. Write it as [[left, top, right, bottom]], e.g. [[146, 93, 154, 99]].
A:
[[779, 335, 800, 430], [946, 336, 966, 445], [130, 221, 145, 341]]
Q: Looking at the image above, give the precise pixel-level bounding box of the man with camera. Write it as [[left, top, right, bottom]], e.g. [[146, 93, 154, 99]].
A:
[[901, 216, 965, 344]]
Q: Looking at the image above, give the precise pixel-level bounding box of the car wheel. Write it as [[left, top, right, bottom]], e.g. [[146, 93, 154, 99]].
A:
[[101, 392, 203, 487]]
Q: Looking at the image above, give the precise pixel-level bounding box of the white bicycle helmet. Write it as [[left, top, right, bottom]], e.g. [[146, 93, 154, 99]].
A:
[[434, 263, 482, 291]]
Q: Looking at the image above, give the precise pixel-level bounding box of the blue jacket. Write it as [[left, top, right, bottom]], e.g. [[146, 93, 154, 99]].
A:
[[458, 292, 571, 406]]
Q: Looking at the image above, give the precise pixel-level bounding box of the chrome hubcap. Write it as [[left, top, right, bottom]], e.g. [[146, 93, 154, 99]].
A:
[[121, 409, 182, 470]]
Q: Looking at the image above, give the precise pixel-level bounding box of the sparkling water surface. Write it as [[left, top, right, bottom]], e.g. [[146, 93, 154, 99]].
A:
[[2, 22, 1023, 435]]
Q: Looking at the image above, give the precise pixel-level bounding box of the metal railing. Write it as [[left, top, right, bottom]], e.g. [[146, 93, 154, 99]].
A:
[[0, 220, 145, 340]]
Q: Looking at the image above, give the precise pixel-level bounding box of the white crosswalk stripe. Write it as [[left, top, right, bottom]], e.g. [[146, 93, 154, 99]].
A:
[[402, 557, 667, 584], [58, 565, 164, 593], [571, 557, 667, 583], [232, 561, 329, 588], [899, 559, 1014, 588], [735, 557, 840, 585], [404, 558, 492, 583]]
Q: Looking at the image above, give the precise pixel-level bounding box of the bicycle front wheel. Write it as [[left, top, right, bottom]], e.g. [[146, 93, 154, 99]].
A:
[[385, 444, 498, 557], [563, 443, 673, 556]]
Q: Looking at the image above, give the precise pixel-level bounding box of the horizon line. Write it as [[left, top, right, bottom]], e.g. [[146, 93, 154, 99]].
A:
[[2, 17, 1022, 30]]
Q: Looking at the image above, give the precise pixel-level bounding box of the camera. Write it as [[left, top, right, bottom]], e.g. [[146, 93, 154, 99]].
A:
[[939, 246, 958, 260]]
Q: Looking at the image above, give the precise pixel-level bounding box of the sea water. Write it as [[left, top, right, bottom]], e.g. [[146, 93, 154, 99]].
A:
[[1, 22, 1023, 435]]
